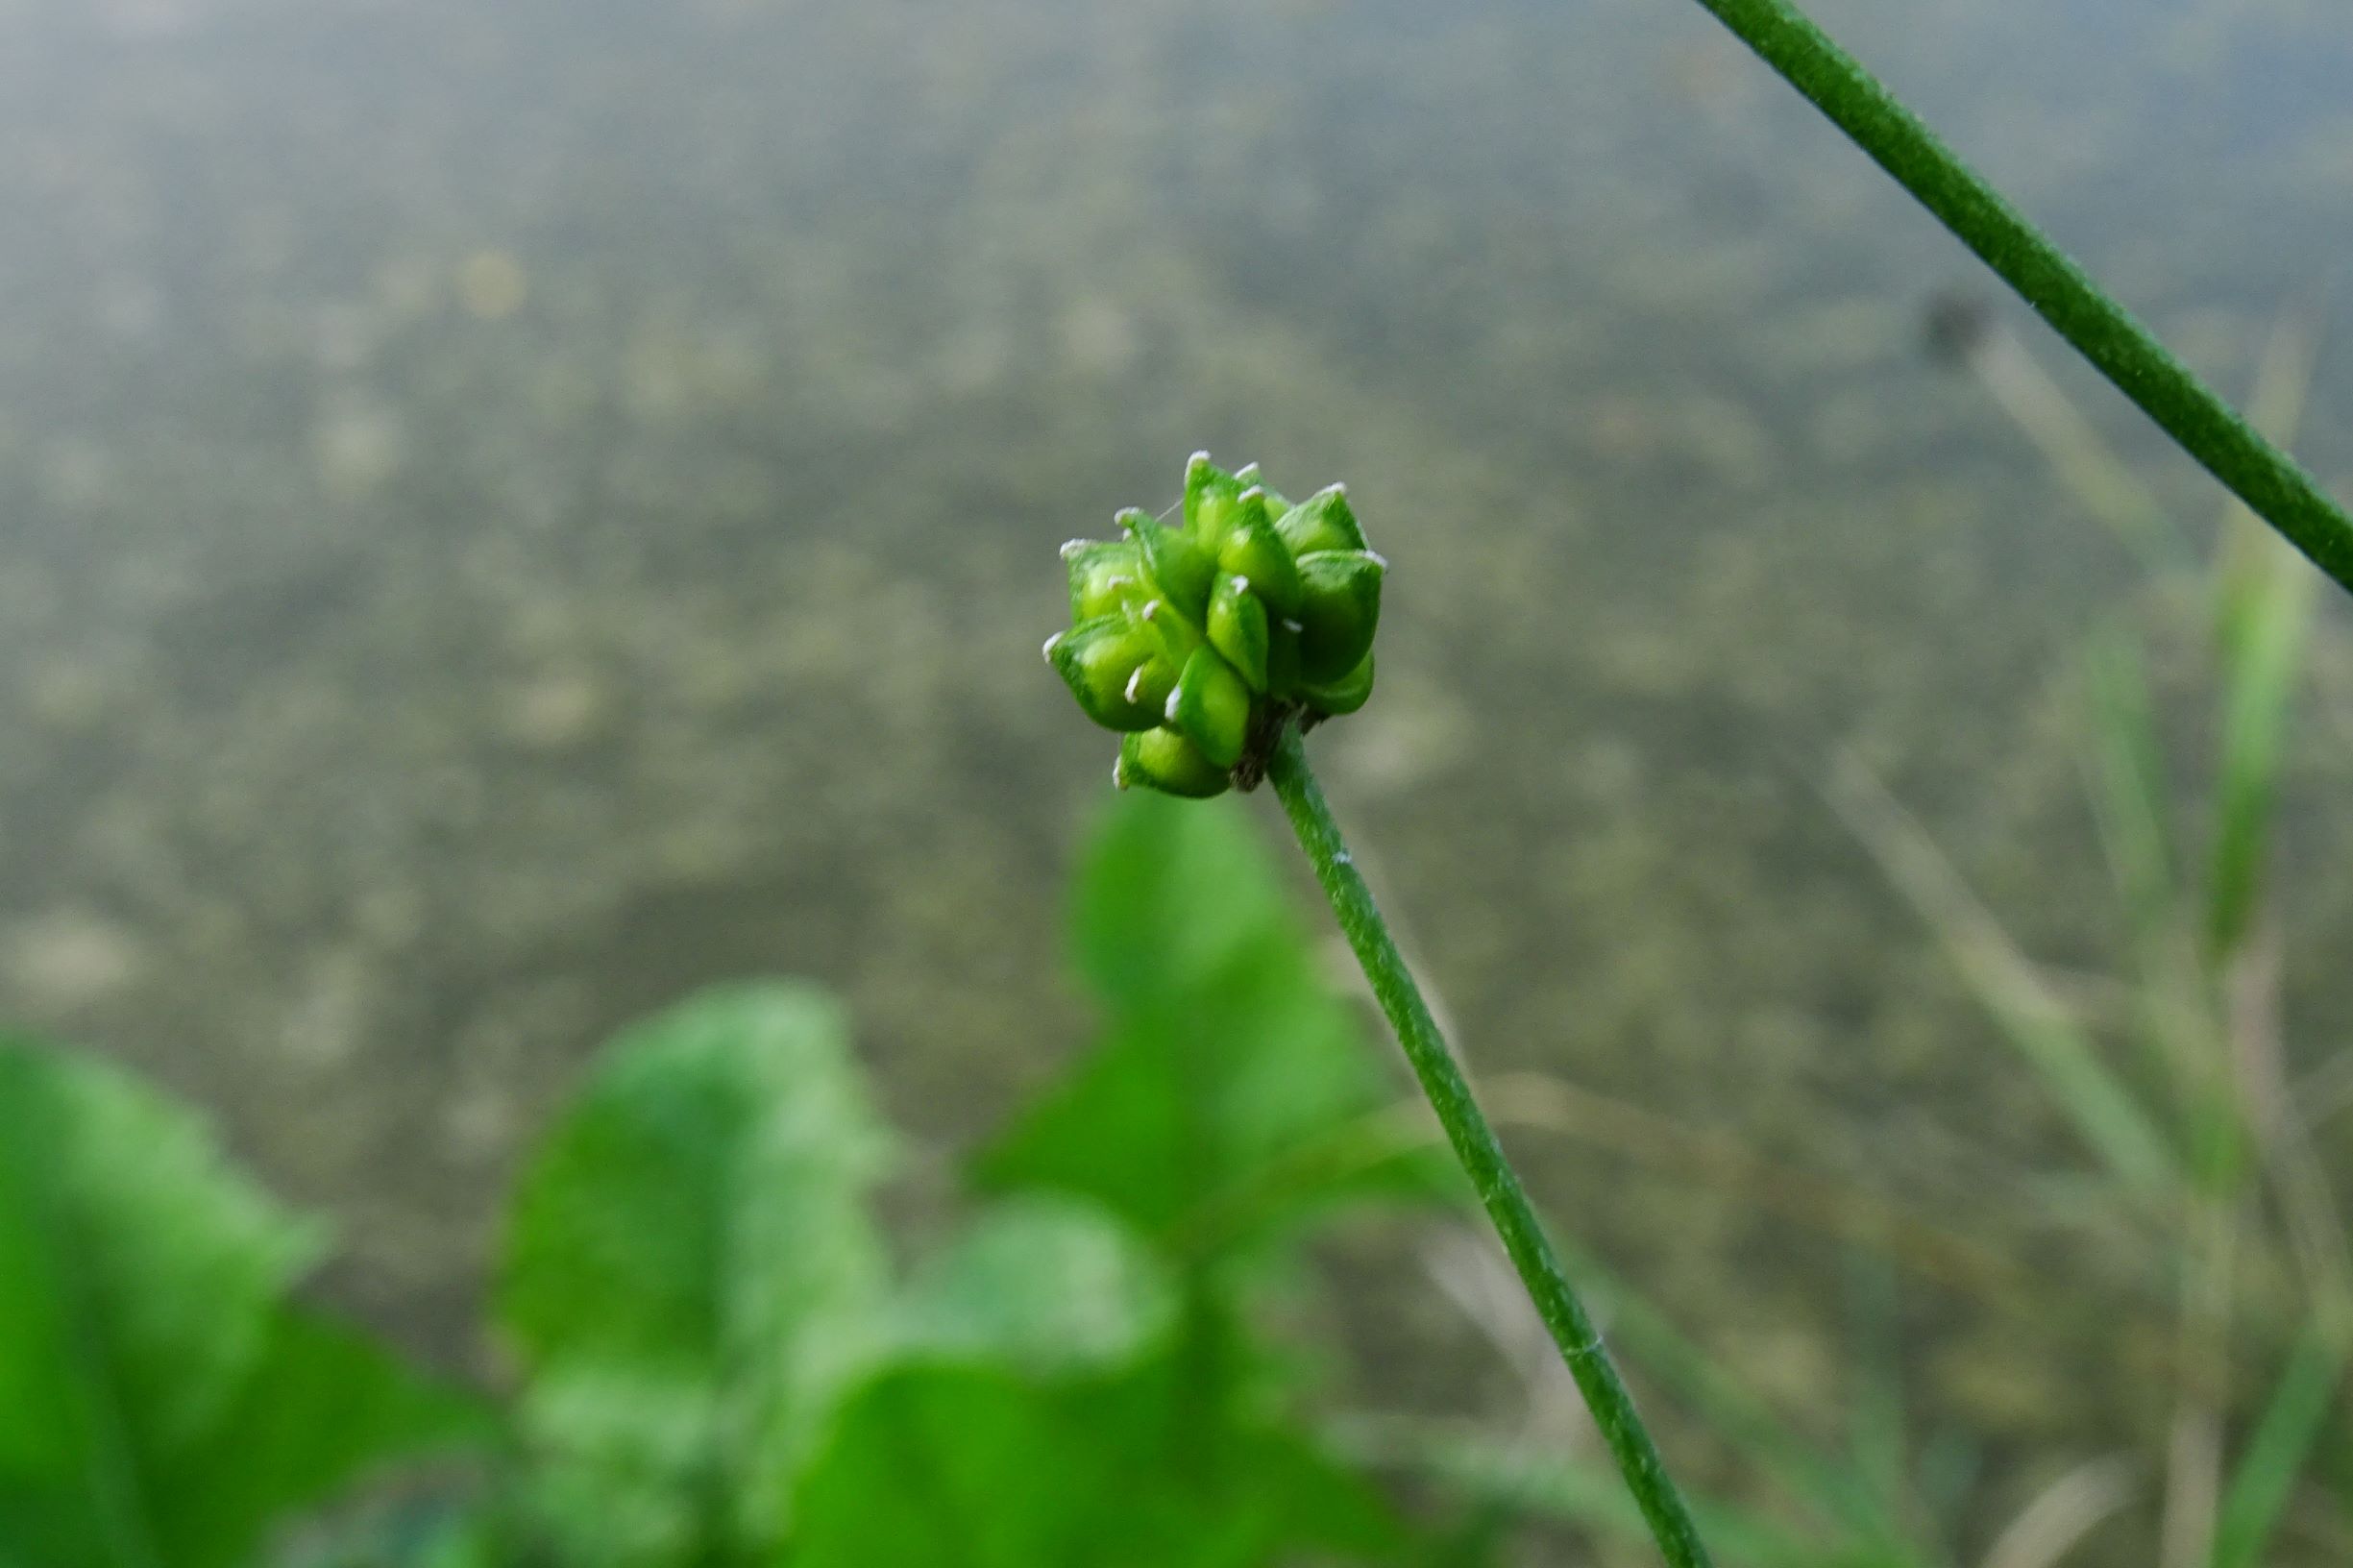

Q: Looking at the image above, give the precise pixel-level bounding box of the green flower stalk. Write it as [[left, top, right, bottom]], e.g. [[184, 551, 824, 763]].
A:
[[1042, 457, 1714, 1567], [1044, 453, 1385, 796]]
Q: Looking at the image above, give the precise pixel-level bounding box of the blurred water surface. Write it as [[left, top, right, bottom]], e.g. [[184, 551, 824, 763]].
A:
[[2, 0, 2352, 1546]]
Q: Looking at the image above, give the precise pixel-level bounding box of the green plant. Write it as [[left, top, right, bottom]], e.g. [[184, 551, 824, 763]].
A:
[[1823, 306, 2351, 1565], [1046, 455, 1718, 1568], [0, 794, 1473, 1568]]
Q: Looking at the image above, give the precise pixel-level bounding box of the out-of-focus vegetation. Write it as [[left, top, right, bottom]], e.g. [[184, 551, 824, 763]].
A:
[[0, 795, 1487, 1567]]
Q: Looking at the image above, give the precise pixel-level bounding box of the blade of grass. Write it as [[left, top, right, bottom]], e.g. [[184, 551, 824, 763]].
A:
[[2206, 488, 2317, 961], [1978, 1456, 2139, 1568], [1552, 1237, 1910, 1552], [2207, 1326, 2346, 1568], [1824, 756, 2179, 1196], [1679, 0, 2353, 599]]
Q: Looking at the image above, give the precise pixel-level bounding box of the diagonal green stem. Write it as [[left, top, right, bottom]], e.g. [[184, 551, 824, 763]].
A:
[[1683, 0, 2353, 599], [1263, 722, 1713, 1568]]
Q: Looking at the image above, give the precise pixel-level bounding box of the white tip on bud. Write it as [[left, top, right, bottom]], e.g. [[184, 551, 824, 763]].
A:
[[1113, 756, 1129, 789], [1042, 632, 1064, 660], [1059, 539, 1090, 560], [1238, 484, 1264, 503], [1123, 667, 1146, 704], [1164, 689, 1184, 723], [1364, 550, 1389, 569], [1140, 600, 1161, 622], [1230, 575, 1250, 594], [1280, 618, 1304, 633]]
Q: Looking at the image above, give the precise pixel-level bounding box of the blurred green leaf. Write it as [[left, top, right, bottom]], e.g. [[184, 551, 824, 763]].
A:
[[167, 1311, 492, 1567], [2209, 1326, 2345, 1568], [790, 1353, 1406, 1567], [497, 984, 895, 1565], [2206, 545, 2315, 960], [892, 1194, 1178, 1375], [980, 794, 1447, 1254], [0, 1041, 483, 1568]]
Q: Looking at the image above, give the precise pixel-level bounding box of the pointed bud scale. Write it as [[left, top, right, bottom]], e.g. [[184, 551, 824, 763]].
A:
[[1166, 645, 1251, 769], [1118, 725, 1231, 797], [1046, 613, 1163, 731], [1134, 595, 1202, 672], [1232, 462, 1290, 516], [1213, 495, 1303, 619], [1121, 507, 1213, 623], [1064, 538, 1144, 622], [1274, 484, 1366, 558], [1300, 649, 1375, 716], [1292, 549, 1385, 684], [1182, 453, 1245, 549], [1207, 573, 1270, 692]]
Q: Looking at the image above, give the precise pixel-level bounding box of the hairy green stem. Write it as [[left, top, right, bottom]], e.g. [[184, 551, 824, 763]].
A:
[[1263, 723, 1713, 1568], [1685, 0, 2353, 599]]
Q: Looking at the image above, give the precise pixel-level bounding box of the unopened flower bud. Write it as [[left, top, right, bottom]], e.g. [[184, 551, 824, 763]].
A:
[[1051, 454, 1389, 796]]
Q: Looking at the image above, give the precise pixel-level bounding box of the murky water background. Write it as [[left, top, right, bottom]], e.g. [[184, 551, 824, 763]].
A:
[[3, 0, 2351, 1556]]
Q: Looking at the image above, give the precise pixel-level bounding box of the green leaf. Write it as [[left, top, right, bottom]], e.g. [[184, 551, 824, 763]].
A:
[[978, 795, 1445, 1252], [2209, 1326, 2345, 1568], [0, 1041, 480, 1568], [891, 1196, 1178, 1376], [497, 983, 895, 1564], [790, 1356, 1405, 1567], [157, 1311, 492, 1566]]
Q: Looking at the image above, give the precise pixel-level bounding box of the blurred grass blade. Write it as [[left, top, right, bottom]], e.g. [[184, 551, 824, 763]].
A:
[[1825, 757, 2178, 1194], [1340, 1423, 1839, 1568], [2206, 1327, 2345, 1568], [2207, 298, 2323, 960], [1552, 1238, 1909, 1551], [1978, 1456, 2137, 1568], [2205, 533, 2316, 961]]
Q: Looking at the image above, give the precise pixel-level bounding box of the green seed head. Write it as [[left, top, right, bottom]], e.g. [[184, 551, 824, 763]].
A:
[[1052, 455, 1387, 796]]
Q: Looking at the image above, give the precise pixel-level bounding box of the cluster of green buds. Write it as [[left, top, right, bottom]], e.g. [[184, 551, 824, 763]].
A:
[[1045, 453, 1385, 796]]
